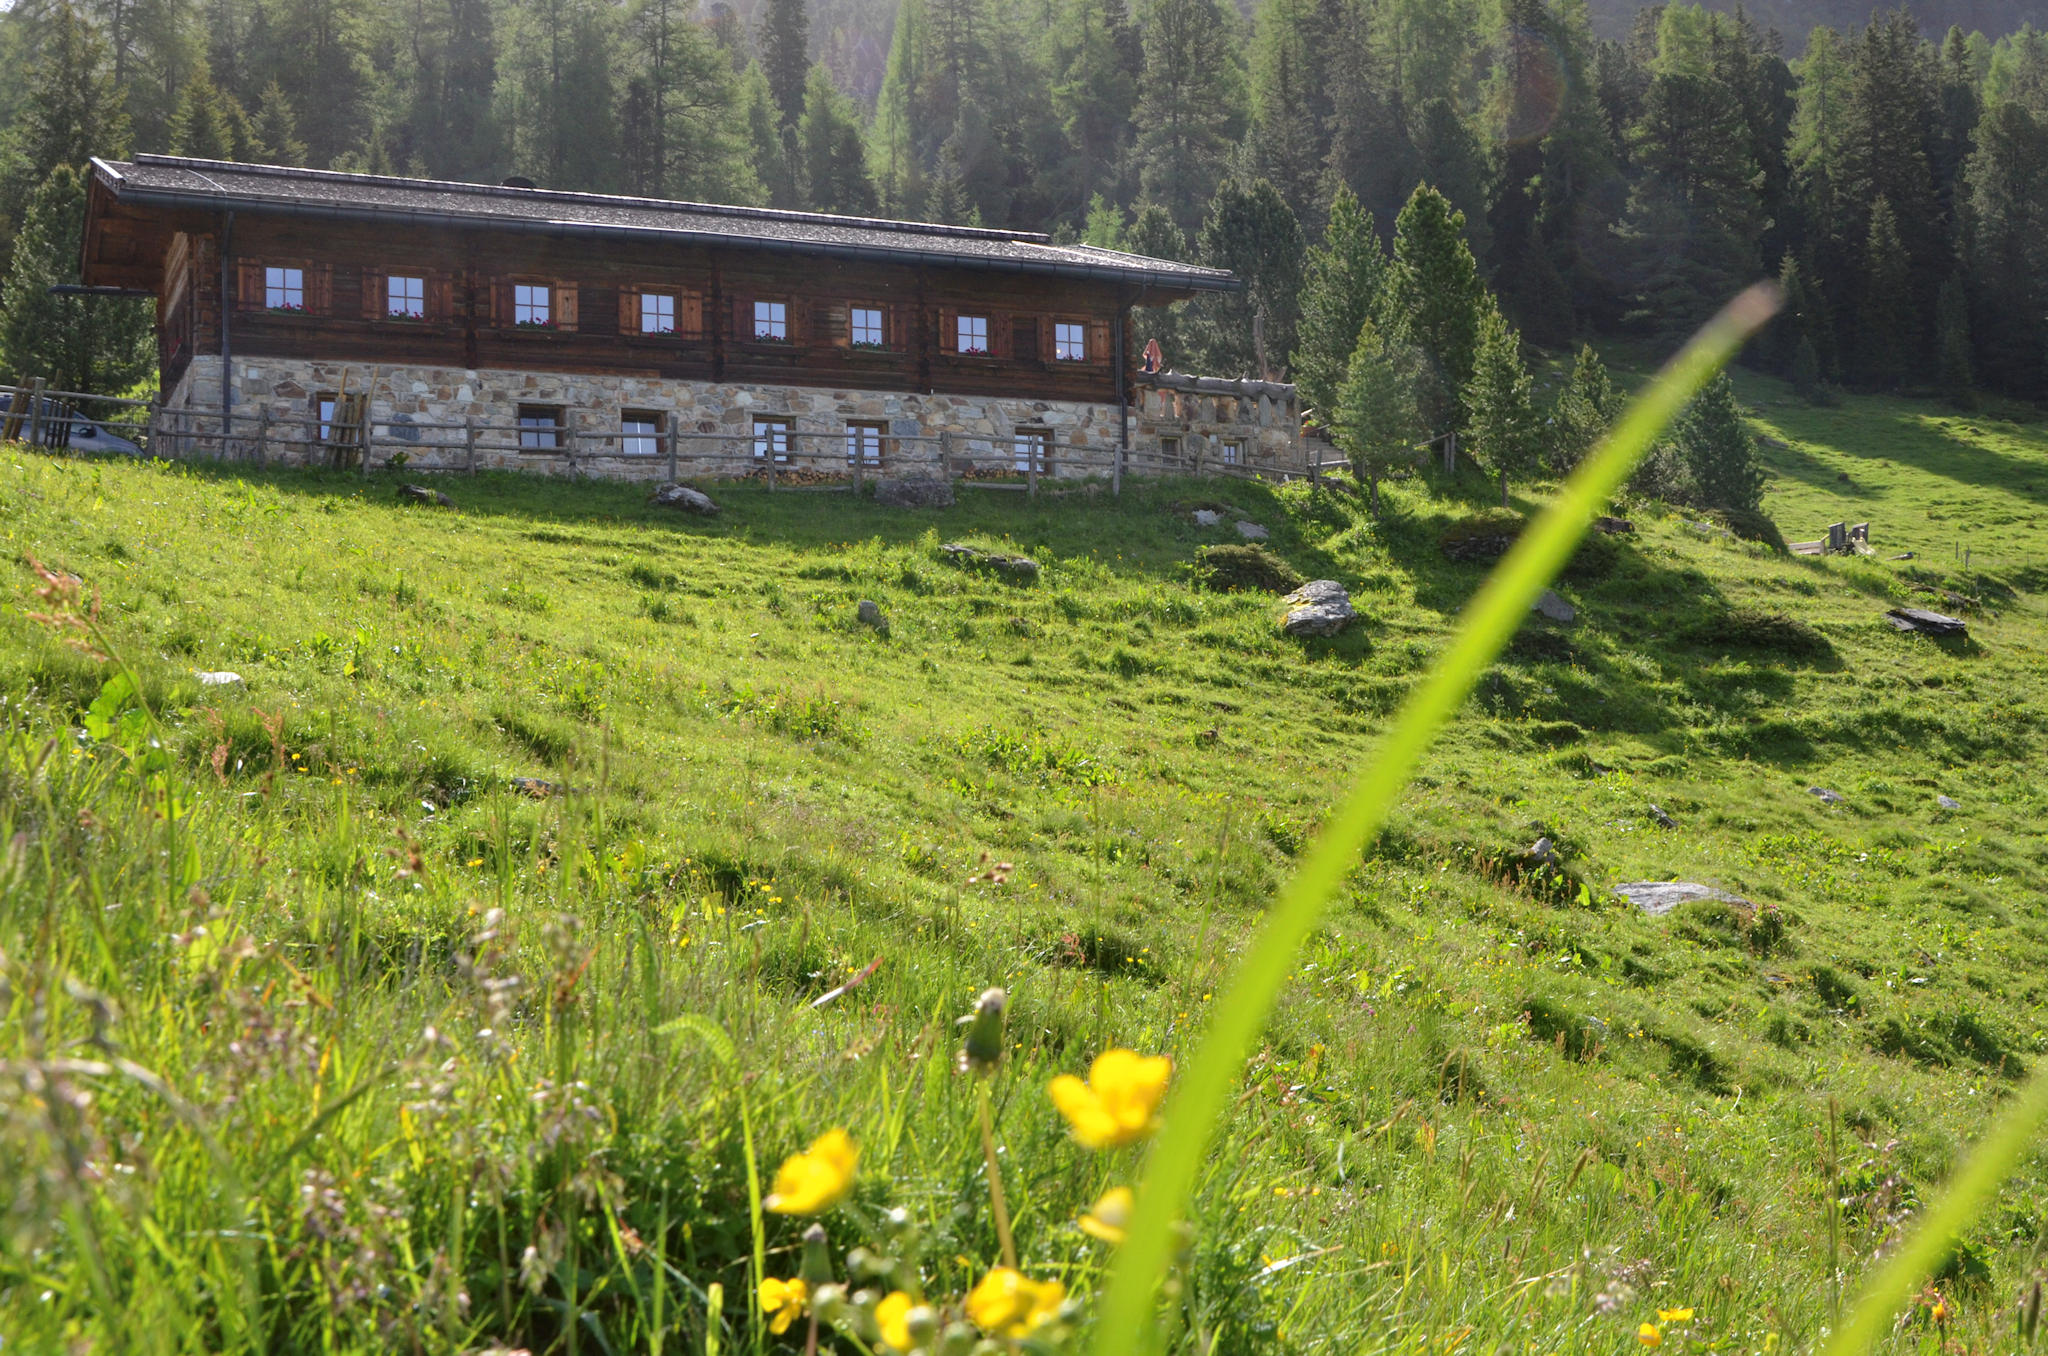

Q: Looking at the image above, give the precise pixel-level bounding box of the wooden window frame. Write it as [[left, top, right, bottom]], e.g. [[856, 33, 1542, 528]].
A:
[[1053, 320, 1088, 362], [513, 282, 554, 329], [314, 392, 341, 443], [752, 299, 790, 343], [385, 273, 426, 320], [639, 293, 677, 335], [955, 313, 991, 357], [845, 420, 887, 467], [238, 259, 328, 314], [849, 305, 888, 350], [518, 403, 565, 450], [621, 408, 665, 457], [1160, 434, 1182, 462], [265, 265, 305, 312], [752, 416, 793, 463], [1013, 426, 1053, 474], [620, 287, 703, 339], [1221, 437, 1246, 466]]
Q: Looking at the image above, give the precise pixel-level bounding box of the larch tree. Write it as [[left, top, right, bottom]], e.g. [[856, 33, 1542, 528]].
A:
[[1548, 343, 1618, 473], [1856, 195, 1911, 389]]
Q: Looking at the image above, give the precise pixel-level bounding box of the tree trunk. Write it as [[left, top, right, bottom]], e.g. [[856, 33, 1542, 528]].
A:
[[1500, 470, 1509, 509]]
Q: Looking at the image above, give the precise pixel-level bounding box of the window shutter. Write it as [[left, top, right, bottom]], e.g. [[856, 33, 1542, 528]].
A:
[[236, 260, 263, 309], [731, 293, 753, 339], [822, 303, 848, 347], [495, 278, 514, 326], [554, 282, 578, 330], [1090, 318, 1111, 365], [620, 289, 641, 336], [309, 265, 333, 315], [429, 275, 453, 323], [362, 270, 385, 320], [938, 307, 958, 352], [680, 291, 704, 338], [1012, 316, 1040, 362]]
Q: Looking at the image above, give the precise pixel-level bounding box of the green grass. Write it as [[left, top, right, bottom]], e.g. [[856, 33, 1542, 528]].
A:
[[0, 367, 2046, 1354]]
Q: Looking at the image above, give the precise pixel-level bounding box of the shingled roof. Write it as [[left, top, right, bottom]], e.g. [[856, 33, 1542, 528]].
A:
[[90, 155, 1239, 292]]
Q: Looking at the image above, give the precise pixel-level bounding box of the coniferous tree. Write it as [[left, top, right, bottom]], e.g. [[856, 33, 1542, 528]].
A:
[[167, 61, 243, 158], [247, 80, 305, 163], [759, 0, 809, 129], [798, 64, 875, 213], [1181, 177, 1302, 378], [1332, 319, 1424, 515], [0, 165, 152, 393], [1790, 334, 1822, 401], [1675, 372, 1764, 513], [1291, 185, 1386, 423], [740, 61, 797, 207], [1131, 0, 1241, 235], [1383, 184, 1488, 432], [1125, 202, 1187, 367], [1464, 305, 1542, 506], [1856, 195, 1910, 389], [1243, 0, 1324, 223], [1549, 343, 1618, 472], [1045, 0, 1138, 213], [1935, 272, 1973, 402], [0, 0, 129, 274]]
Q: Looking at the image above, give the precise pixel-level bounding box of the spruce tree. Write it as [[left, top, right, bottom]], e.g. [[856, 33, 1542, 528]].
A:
[[1464, 305, 1542, 507], [1383, 184, 1489, 432], [1125, 203, 1187, 368], [1332, 319, 1424, 516], [167, 62, 244, 159], [0, 0, 129, 277], [0, 165, 152, 394], [247, 81, 306, 164], [1963, 100, 2048, 399], [1791, 335, 1822, 402], [1181, 178, 1303, 379], [1935, 273, 1974, 402], [1549, 343, 1617, 472], [759, 0, 810, 130], [1132, 0, 1242, 236], [1675, 372, 1765, 513], [798, 66, 875, 214], [1856, 195, 1911, 390], [1291, 185, 1387, 423]]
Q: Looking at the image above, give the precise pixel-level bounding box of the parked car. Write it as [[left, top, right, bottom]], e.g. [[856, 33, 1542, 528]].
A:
[[1, 395, 145, 456]]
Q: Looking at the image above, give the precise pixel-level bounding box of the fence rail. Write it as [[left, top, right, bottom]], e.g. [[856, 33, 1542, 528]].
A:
[[1, 381, 1326, 496]]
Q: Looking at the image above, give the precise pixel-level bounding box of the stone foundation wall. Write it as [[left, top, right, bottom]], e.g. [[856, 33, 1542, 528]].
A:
[[164, 356, 1304, 480]]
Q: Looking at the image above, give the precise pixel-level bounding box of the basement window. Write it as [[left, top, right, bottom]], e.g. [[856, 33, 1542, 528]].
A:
[[265, 266, 304, 311], [621, 409, 664, 456], [1054, 322, 1086, 361], [753, 416, 792, 462], [956, 314, 989, 356], [387, 274, 425, 319], [845, 421, 885, 466], [518, 403, 563, 450], [1221, 438, 1245, 465], [1013, 427, 1052, 474]]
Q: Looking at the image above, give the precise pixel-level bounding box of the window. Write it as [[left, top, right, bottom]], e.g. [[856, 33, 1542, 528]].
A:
[[1013, 427, 1053, 474], [850, 306, 885, 348], [518, 403, 563, 450], [265, 266, 304, 311], [956, 314, 989, 355], [622, 409, 664, 456], [753, 416, 792, 462], [1221, 438, 1245, 466], [1160, 435, 1182, 463], [514, 284, 552, 327], [754, 300, 787, 341], [846, 421, 886, 467], [315, 393, 339, 442], [640, 293, 675, 335], [387, 275, 425, 319], [1055, 322, 1086, 362]]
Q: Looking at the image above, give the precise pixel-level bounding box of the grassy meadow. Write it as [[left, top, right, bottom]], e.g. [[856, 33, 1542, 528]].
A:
[[2, 367, 2047, 1355]]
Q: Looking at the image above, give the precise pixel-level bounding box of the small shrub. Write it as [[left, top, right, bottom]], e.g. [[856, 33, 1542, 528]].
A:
[[1438, 509, 1524, 563], [1707, 508, 1788, 552], [1679, 606, 1831, 659], [1193, 544, 1303, 594]]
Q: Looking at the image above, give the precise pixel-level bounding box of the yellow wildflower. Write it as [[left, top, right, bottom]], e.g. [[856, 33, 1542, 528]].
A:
[[765, 1128, 858, 1214], [757, 1277, 808, 1335], [1077, 1186, 1134, 1245], [1637, 1323, 1661, 1347], [875, 1291, 915, 1352], [1048, 1049, 1172, 1149], [1657, 1308, 1694, 1324], [965, 1267, 1065, 1337]]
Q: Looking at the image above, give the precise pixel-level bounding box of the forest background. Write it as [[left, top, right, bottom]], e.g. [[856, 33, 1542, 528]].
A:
[[0, 0, 2044, 413]]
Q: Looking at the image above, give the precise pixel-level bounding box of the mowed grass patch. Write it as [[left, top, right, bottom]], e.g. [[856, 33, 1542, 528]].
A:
[[0, 400, 2046, 1354]]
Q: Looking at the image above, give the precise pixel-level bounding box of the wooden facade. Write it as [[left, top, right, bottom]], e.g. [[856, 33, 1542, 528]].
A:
[[80, 157, 1236, 414]]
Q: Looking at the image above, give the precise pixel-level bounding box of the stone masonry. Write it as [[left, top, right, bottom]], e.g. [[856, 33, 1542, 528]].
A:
[[164, 355, 1305, 481]]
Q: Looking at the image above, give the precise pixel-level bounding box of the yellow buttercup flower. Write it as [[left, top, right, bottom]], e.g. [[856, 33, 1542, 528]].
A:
[[1657, 1308, 1694, 1324], [875, 1290, 915, 1351], [965, 1267, 1066, 1337], [1048, 1049, 1172, 1149], [1077, 1186, 1134, 1245], [758, 1277, 808, 1335], [765, 1128, 858, 1214], [1637, 1323, 1662, 1348]]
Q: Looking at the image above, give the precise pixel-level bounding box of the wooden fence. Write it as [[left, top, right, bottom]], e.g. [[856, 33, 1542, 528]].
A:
[[2, 380, 1344, 497]]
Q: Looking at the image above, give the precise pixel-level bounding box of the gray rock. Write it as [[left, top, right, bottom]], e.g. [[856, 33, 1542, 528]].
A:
[[1280, 579, 1355, 637], [875, 476, 956, 509], [1937, 794, 1962, 810], [193, 670, 243, 687], [1236, 520, 1270, 540], [1648, 804, 1676, 829], [1593, 515, 1635, 535], [1532, 589, 1575, 624], [1192, 509, 1221, 527], [1613, 881, 1751, 917], [1528, 836, 1560, 867], [648, 482, 720, 514], [1808, 786, 1845, 806], [940, 543, 1039, 582], [1885, 607, 1966, 637], [857, 599, 888, 632], [398, 482, 454, 507]]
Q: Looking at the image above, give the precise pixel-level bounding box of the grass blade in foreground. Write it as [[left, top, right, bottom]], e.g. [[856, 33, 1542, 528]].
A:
[[1091, 284, 1783, 1355]]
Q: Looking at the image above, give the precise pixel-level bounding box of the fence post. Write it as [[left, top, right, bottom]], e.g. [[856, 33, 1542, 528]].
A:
[[144, 398, 161, 458], [25, 377, 45, 447], [360, 410, 372, 478], [665, 422, 678, 482], [1026, 445, 1038, 497], [851, 430, 864, 497]]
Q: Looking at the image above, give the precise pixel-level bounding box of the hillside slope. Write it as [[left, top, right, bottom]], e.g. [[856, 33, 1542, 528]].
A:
[[0, 376, 2045, 1352]]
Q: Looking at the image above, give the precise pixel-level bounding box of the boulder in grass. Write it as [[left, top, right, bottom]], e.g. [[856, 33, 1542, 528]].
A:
[[649, 482, 720, 514], [399, 482, 454, 507], [875, 477, 956, 509], [1532, 589, 1575, 624], [1808, 786, 1845, 806], [1280, 579, 1355, 637], [940, 543, 1039, 583], [1614, 881, 1750, 918]]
